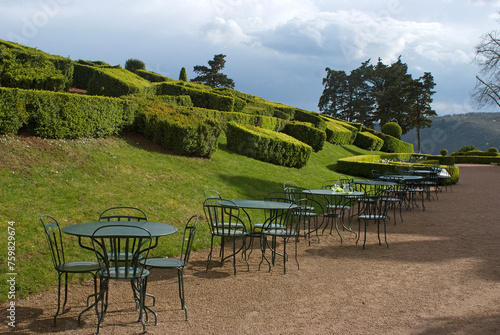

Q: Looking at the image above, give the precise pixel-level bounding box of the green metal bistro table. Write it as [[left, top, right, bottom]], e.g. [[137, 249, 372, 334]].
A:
[[218, 199, 298, 268], [62, 221, 178, 327], [62, 220, 178, 251], [62, 221, 178, 238], [302, 189, 363, 241]]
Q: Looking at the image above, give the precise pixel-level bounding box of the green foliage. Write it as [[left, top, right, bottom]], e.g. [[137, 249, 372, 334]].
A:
[[0, 87, 29, 134], [135, 69, 172, 83], [324, 121, 356, 145], [0, 40, 73, 91], [281, 121, 326, 152], [135, 103, 221, 158], [87, 67, 154, 97], [179, 67, 188, 82], [25, 90, 131, 138], [381, 121, 402, 139], [192, 54, 235, 88], [378, 133, 414, 153], [353, 131, 384, 151], [451, 149, 499, 156], [337, 153, 459, 184], [124, 58, 146, 72], [487, 147, 498, 153], [458, 145, 476, 152], [155, 81, 245, 112], [226, 122, 312, 168], [293, 109, 327, 130], [440, 149, 448, 156]]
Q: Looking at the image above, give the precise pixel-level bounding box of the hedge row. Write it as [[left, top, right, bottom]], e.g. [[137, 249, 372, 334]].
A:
[[135, 69, 172, 83], [353, 131, 384, 151], [171, 106, 287, 132], [324, 120, 356, 145], [293, 109, 327, 130], [0, 41, 73, 91], [337, 153, 459, 184], [378, 133, 414, 153], [451, 150, 500, 157], [226, 122, 312, 168], [452, 155, 500, 164], [134, 103, 221, 158], [87, 67, 154, 97], [282, 121, 326, 152], [156, 82, 246, 113], [0, 87, 132, 138]]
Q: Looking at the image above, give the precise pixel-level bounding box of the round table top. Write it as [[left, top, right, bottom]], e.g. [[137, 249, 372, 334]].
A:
[[379, 175, 423, 181], [219, 199, 296, 210], [62, 221, 178, 238], [353, 180, 397, 186], [303, 189, 364, 196]]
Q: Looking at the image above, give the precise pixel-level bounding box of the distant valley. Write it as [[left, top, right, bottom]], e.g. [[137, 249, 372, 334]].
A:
[[401, 112, 500, 155]]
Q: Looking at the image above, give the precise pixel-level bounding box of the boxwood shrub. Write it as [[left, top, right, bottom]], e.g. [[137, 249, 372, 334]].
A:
[[155, 82, 246, 113], [353, 131, 384, 151], [0, 87, 29, 134], [226, 121, 312, 168], [378, 133, 414, 153], [281, 121, 326, 152], [324, 121, 356, 145], [135, 103, 221, 158], [25, 90, 131, 138]]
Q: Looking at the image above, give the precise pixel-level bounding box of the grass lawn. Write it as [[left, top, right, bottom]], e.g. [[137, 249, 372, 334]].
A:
[[0, 132, 373, 300]]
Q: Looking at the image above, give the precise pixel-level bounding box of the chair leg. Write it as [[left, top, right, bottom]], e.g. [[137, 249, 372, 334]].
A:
[[206, 236, 214, 272], [53, 273, 63, 326], [178, 270, 188, 321]]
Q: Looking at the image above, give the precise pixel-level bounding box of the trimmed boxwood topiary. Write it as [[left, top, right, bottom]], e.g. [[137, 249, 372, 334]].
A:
[[226, 121, 312, 168], [381, 122, 402, 139]]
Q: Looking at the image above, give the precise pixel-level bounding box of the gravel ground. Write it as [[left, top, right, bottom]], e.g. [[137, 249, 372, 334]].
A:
[[3, 164, 500, 335]]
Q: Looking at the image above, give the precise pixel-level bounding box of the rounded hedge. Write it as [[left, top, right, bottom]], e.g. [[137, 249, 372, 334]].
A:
[[440, 149, 448, 156], [381, 122, 402, 139], [487, 147, 499, 154]]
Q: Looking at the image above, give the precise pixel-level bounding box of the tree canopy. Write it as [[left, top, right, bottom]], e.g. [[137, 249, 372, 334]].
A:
[[318, 57, 436, 151], [124, 58, 145, 72], [191, 54, 235, 88]]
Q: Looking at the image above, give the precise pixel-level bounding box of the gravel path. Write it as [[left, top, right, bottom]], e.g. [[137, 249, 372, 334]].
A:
[[4, 164, 500, 334]]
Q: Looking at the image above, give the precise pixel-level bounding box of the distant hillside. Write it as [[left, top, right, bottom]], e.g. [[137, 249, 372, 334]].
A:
[[401, 112, 500, 155]]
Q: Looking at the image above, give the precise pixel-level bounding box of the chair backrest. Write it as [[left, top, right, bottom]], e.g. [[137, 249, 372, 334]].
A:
[[283, 181, 299, 192], [283, 186, 310, 202], [91, 225, 153, 279], [179, 215, 199, 265], [321, 180, 339, 189], [98, 207, 148, 222], [40, 215, 66, 270], [359, 191, 391, 218], [203, 199, 246, 235], [204, 190, 221, 200]]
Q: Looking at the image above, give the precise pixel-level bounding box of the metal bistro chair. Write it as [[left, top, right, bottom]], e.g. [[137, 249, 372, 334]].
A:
[[284, 185, 323, 245], [203, 198, 248, 275], [141, 215, 198, 322], [91, 225, 153, 334], [98, 206, 148, 222], [259, 199, 305, 274], [98, 207, 149, 306], [355, 191, 391, 249], [40, 215, 100, 326]]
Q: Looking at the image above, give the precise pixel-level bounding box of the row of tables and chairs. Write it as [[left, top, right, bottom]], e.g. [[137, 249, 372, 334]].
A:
[[40, 207, 198, 333], [203, 166, 450, 273]]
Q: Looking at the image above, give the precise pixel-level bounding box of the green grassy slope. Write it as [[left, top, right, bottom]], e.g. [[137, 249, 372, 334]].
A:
[[0, 132, 372, 300]]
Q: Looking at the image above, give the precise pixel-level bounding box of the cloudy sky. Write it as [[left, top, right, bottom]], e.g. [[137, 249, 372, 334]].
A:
[[2, 0, 500, 116]]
